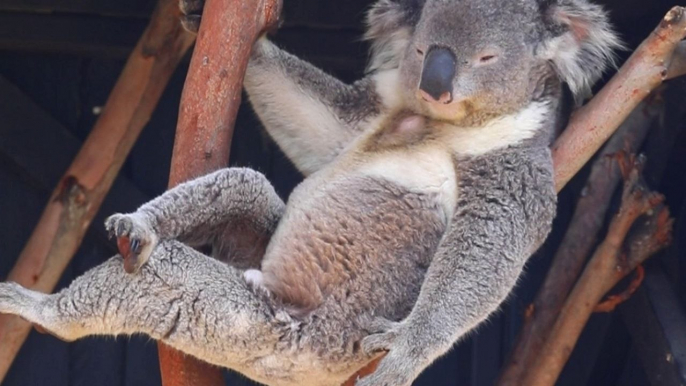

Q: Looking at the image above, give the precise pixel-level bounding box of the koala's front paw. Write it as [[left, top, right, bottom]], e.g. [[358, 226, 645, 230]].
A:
[[355, 349, 416, 386], [179, 0, 205, 33], [105, 213, 158, 274], [356, 319, 426, 386], [361, 318, 401, 355]]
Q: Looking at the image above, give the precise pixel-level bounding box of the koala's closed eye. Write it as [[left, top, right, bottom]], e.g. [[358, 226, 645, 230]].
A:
[[475, 50, 501, 66]]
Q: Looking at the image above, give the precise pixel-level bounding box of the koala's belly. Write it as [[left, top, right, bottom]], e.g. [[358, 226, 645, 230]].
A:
[[261, 173, 447, 316]]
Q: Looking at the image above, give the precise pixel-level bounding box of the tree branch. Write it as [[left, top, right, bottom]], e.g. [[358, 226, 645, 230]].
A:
[[553, 6, 686, 191], [497, 95, 662, 386], [521, 159, 673, 386], [499, 9, 684, 383], [156, 0, 281, 385], [0, 0, 194, 381]]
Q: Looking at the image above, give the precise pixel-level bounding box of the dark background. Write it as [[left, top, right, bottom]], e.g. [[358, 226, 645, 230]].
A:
[[0, 0, 685, 385]]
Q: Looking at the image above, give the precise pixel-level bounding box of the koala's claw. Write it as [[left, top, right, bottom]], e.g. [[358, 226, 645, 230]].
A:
[[181, 15, 202, 34], [179, 0, 204, 34], [361, 318, 401, 355], [354, 350, 415, 386], [105, 214, 157, 274]]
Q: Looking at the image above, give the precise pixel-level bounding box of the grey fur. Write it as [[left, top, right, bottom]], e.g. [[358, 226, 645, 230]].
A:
[[0, 0, 620, 385]]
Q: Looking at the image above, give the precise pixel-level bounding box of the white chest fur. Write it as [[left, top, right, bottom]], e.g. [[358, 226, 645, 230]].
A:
[[354, 102, 547, 221], [441, 102, 549, 156], [359, 147, 458, 222]]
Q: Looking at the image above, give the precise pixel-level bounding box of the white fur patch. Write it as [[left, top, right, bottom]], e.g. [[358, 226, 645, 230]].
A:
[[372, 69, 403, 110], [244, 269, 265, 287], [366, 28, 412, 73], [360, 148, 458, 222], [539, 3, 622, 100], [444, 102, 548, 156]]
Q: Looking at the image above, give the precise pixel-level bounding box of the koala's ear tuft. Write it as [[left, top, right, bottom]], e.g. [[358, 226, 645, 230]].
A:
[[364, 0, 425, 73], [537, 0, 623, 101]]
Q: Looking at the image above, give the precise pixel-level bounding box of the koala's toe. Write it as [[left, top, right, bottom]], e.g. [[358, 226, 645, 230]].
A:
[[179, 0, 205, 15], [105, 214, 134, 238]]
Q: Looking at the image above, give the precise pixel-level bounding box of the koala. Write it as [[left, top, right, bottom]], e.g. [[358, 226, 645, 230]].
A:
[[0, 0, 620, 385]]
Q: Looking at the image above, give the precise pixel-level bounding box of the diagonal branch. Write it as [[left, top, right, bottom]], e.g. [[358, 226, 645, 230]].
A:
[[497, 97, 661, 386], [553, 6, 686, 191], [498, 8, 685, 384], [0, 0, 195, 381]]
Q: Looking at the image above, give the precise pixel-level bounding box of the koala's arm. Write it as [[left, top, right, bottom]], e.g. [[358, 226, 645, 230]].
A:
[[359, 148, 557, 386], [245, 38, 383, 175]]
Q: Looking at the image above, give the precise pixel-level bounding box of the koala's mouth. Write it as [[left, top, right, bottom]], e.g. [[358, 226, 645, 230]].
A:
[[418, 96, 472, 123]]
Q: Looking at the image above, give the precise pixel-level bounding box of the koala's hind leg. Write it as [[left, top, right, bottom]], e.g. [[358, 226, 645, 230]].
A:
[[106, 167, 285, 272], [0, 240, 289, 371]]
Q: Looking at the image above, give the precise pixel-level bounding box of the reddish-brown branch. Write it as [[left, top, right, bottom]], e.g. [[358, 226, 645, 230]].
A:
[[553, 6, 686, 191], [498, 9, 685, 384], [497, 96, 661, 386], [0, 0, 194, 381], [157, 0, 281, 385], [521, 163, 673, 386]]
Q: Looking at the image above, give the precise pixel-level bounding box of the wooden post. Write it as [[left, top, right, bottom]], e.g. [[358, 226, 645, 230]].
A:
[[158, 0, 281, 385], [0, 0, 194, 382]]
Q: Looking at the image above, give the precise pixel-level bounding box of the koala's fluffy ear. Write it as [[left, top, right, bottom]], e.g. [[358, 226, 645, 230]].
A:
[[365, 0, 425, 73], [538, 0, 623, 101]]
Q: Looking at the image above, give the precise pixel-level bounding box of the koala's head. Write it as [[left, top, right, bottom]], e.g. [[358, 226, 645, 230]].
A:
[[365, 0, 621, 125]]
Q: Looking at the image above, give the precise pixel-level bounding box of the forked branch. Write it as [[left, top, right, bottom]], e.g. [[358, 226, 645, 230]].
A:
[[521, 158, 673, 386]]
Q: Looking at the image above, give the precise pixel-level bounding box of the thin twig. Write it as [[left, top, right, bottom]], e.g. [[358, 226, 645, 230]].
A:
[[594, 265, 645, 313]]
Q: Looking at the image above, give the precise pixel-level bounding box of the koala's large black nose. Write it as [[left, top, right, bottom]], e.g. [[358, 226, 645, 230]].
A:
[[419, 47, 456, 103]]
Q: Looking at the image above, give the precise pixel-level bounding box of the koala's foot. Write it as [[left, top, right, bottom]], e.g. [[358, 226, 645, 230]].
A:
[[0, 282, 70, 340], [179, 0, 205, 33], [105, 213, 158, 274]]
